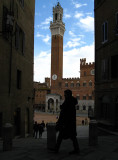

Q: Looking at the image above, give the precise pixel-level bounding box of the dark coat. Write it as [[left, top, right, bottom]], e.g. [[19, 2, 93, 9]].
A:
[[56, 96, 77, 139]]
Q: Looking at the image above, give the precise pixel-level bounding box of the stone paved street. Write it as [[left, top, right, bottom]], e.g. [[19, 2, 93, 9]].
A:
[[0, 126, 118, 160]]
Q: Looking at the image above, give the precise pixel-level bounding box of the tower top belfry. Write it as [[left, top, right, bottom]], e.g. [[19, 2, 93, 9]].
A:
[[50, 2, 65, 36]]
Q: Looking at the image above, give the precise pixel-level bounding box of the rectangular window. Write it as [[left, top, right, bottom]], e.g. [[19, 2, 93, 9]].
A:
[[115, 12, 118, 35], [15, 23, 25, 54], [19, 0, 24, 7], [71, 83, 74, 87], [83, 96, 86, 100], [76, 96, 80, 100], [101, 59, 109, 80], [17, 70, 22, 89], [15, 23, 19, 49], [19, 29, 25, 54], [89, 82, 92, 86], [116, 12, 118, 25], [58, 82, 62, 87], [89, 96, 92, 100], [76, 83, 80, 87], [102, 21, 108, 43], [65, 83, 68, 87], [83, 82, 86, 87], [111, 55, 118, 79], [2, 6, 9, 39]]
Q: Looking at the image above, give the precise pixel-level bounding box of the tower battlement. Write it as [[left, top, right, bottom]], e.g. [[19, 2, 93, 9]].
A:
[[63, 77, 80, 80], [80, 58, 95, 67]]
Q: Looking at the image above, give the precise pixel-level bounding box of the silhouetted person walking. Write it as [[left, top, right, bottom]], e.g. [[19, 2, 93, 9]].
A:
[[38, 123, 44, 138], [55, 89, 80, 154], [33, 121, 38, 139]]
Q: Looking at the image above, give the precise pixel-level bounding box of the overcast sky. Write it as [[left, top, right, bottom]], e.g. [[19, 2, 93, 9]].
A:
[[34, 0, 94, 82]]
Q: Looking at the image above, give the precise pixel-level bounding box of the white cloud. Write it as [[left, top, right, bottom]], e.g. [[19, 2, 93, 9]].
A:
[[64, 13, 71, 19], [69, 31, 76, 37], [41, 17, 52, 25], [35, 33, 50, 44], [63, 43, 94, 78], [64, 37, 81, 48], [78, 16, 94, 32], [34, 43, 94, 82], [43, 35, 50, 43], [74, 12, 84, 19], [39, 16, 53, 30], [72, 0, 87, 8], [35, 32, 43, 38], [34, 51, 51, 82]]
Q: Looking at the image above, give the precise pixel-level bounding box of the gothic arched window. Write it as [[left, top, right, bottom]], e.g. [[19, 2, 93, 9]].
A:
[[55, 13, 57, 20]]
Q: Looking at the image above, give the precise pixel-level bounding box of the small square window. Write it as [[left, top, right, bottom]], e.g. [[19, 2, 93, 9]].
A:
[[102, 21, 108, 43], [83, 96, 86, 100], [17, 69, 22, 89], [65, 83, 68, 87], [83, 82, 86, 87], [71, 83, 74, 87]]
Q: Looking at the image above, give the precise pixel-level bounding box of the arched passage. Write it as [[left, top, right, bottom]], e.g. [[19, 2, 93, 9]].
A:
[[48, 98, 54, 112]]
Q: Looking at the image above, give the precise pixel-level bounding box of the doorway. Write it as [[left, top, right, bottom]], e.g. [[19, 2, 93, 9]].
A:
[[0, 112, 3, 137], [14, 108, 21, 135]]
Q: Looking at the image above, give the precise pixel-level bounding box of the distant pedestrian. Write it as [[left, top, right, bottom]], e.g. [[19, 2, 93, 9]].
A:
[[33, 121, 38, 139], [85, 118, 88, 125], [54, 89, 80, 154], [82, 120, 84, 125], [41, 120, 45, 130], [38, 123, 44, 138]]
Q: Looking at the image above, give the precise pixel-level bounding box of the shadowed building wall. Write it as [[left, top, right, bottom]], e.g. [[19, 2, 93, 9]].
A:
[[94, 0, 118, 131], [0, 0, 35, 137]]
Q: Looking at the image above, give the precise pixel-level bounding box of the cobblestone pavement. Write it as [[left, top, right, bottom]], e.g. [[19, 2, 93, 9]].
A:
[[0, 126, 118, 160]]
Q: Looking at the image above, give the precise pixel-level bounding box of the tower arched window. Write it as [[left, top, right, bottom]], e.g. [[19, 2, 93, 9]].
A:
[[60, 14, 62, 20], [55, 13, 57, 20], [76, 81, 80, 87], [76, 94, 80, 100], [84, 71, 86, 76], [71, 82, 74, 87], [83, 96, 86, 100], [65, 82, 68, 87], [89, 80, 92, 86], [89, 95, 92, 100], [83, 81, 86, 87]]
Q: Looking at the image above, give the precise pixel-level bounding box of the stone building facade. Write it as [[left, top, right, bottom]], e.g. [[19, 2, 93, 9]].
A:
[[94, 0, 118, 131], [34, 79, 50, 111], [0, 0, 35, 137], [46, 58, 95, 114]]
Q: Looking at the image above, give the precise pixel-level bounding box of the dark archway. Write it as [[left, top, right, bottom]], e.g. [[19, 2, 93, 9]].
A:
[[48, 98, 54, 112]]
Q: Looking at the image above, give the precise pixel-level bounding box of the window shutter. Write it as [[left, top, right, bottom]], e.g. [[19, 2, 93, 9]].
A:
[[22, 32, 25, 55], [105, 22, 108, 41], [102, 23, 104, 42], [2, 6, 8, 38], [15, 23, 19, 49]]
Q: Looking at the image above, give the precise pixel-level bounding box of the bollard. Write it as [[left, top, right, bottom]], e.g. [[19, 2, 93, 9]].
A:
[[89, 120, 98, 146], [47, 123, 56, 150], [3, 123, 13, 151]]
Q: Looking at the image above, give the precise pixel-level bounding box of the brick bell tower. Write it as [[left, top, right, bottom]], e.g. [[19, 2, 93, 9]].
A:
[[50, 2, 65, 93]]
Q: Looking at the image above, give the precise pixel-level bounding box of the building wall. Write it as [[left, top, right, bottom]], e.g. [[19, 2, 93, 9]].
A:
[[34, 58, 95, 114], [50, 58, 95, 114], [34, 82, 50, 111], [95, 0, 118, 130], [0, 0, 35, 137]]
